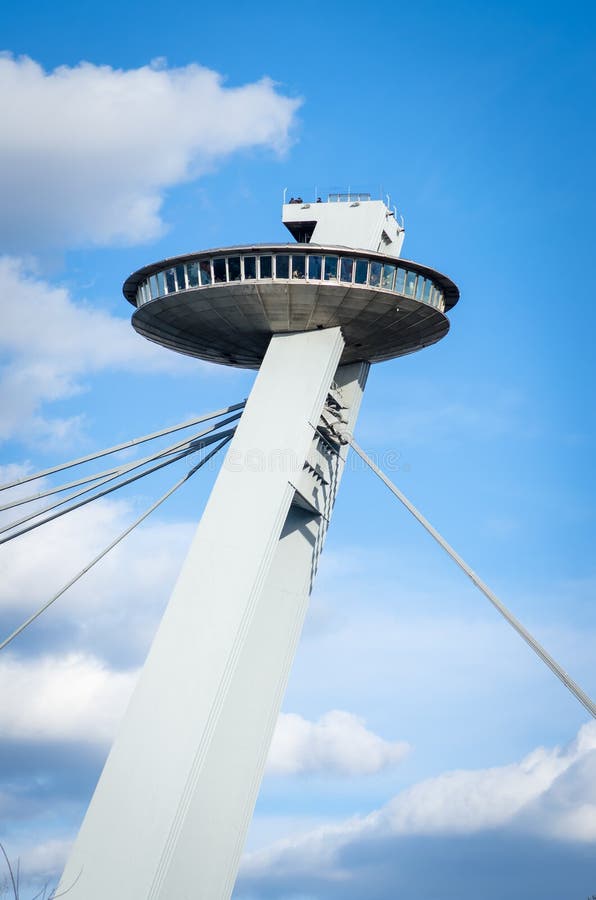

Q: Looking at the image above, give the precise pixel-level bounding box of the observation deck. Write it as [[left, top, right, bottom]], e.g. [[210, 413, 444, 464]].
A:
[[123, 195, 459, 369]]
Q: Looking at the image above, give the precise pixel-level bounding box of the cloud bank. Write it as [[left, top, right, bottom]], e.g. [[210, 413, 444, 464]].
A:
[[0, 54, 300, 250], [0, 257, 196, 443], [0, 641, 404, 776], [238, 722, 596, 899]]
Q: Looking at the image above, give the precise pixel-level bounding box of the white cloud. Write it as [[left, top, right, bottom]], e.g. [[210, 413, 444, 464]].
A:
[[241, 722, 596, 886], [267, 710, 410, 776], [3, 837, 73, 893], [0, 652, 137, 745], [0, 54, 300, 250], [380, 743, 572, 836], [0, 256, 197, 442], [0, 494, 136, 612], [0, 490, 196, 666]]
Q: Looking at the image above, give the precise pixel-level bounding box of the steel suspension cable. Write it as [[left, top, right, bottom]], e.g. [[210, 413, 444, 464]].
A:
[[0, 401, 245, 492], [0, 442, 193, 537], [349, 437, 596, 720], [0, 465, 122, 513], [0, 410, 244, 515], [0, 427, 235, 547], [0, 434, 232, 653], [0, 413, 242, 537], [1, 448, 186, 536]]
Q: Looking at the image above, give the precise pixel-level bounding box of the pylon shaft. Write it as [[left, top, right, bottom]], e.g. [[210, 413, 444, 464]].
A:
[[59, 329, 368, 899]]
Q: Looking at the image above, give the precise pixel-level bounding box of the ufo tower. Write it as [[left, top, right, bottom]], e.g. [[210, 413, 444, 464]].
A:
[[58, 192, 459, 898]]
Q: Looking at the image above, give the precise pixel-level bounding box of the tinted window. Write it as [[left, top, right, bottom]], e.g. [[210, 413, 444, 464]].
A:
[[324, 257, 338, 280], [275, 255, 289, 278], [228, 257, 241, 281], [340, 258, 354, 282], [157, 271, 166, 296], [370, 261, 382, 287], [175, 264, 186, 290], [187, 262, 199, 287], [149, 275, 159, 299], [308, 255, 322, 279], [423, 279, 432, 301], [292, 255, 306, 278], [382, 264, 396, 290], [415, 276, 425, 300], [259, 256, 272, 278], [200, 260, 212, 285], [165, 269, 176, 293], [355, 259, 368, 284], [405, 271, 417, 296], [200, 259, 211, 284], [244, 256, 256, 279], [213, 258, 227, 283]]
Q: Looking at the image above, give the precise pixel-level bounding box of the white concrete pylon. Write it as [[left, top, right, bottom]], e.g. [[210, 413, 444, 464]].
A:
[[59, 328, 368, 899]]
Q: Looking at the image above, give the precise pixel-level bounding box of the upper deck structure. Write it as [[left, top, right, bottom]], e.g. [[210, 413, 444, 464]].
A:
[[123, 193, 459, 368], [282, 191, 405, 255]]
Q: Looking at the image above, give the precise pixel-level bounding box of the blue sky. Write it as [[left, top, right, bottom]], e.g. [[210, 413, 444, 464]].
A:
[[0, 0, 595, 896]]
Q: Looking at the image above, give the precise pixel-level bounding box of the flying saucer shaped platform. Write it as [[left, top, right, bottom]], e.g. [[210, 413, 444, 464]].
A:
[[123, 244, 459, 369]]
